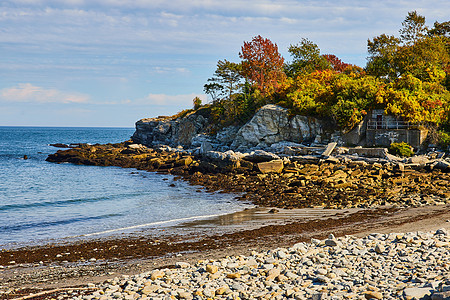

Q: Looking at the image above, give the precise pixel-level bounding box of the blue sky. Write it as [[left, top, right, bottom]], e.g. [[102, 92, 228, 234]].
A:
[[1, 0, 449, 127]]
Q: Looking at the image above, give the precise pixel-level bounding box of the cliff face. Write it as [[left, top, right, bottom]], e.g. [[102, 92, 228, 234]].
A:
[[132, 113, 208, 148], [230, 105, 323, 151], [132, 105, 334, 152]]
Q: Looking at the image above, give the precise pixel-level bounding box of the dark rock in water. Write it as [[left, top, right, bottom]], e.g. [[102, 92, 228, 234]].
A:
[[69, 143, 86, 148], [49, 143, 70, 148]]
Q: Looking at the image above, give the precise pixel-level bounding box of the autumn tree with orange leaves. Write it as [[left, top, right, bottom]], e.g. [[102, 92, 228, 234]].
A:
[[323, 54, 350, 72], [239, 35, 285, 95]]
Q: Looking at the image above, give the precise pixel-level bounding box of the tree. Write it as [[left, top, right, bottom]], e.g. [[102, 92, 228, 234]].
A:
[[366, 34, 400, 79], [204, 60, 243, 102], [192, 97, 202, 110], [277, 70, 381, 130], [399, 11, 427, 45], [239, 35, 285, 95], [428, 21, 450, 37], [395, 35, 450, 81], [366, 12, 450, 82], [286, 38, 330, 76], [381, 74, 450, 125], [323, 54, 350, 73], [364, 12, 450, 128], [203, 82, 223, 103], [214, 60, 243, 100]]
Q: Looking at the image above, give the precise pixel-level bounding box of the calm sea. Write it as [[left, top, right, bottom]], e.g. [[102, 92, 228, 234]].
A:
[[0, 127, 246, 248]]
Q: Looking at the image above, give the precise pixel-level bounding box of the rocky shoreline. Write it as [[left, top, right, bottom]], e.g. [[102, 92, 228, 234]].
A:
[[46, 140, 450, 210], [45, 103, 450, 210]]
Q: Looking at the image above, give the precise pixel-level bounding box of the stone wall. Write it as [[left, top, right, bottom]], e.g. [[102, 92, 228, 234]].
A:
[[366, 128, 428, 148]]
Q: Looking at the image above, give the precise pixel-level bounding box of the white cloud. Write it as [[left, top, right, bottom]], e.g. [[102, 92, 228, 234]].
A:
[[2, 0, 448, 62], [139, 93, 207, 106], [0, 83, 90, 104], [153, 67, 190, 74]]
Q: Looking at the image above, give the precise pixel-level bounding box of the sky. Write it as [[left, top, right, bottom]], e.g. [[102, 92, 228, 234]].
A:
[[1, 0, 449, 127]]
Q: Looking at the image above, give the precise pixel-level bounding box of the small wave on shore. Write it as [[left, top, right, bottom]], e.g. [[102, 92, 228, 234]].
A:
[[76, 213, 227, 238], [0, 127, 249, 249]]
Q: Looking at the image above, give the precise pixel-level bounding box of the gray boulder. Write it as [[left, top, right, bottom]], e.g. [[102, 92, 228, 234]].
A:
[[172, 113, 208, 146], [133, 118, 170, 146], [434, 160, 450, 171], [215, 126, 240, 145], [243, 150, 280, 163], [231, 105, 323, 149], [132, 112, 208, 147]]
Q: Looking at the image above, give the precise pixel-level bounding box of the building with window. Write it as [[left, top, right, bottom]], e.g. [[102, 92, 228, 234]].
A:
[[365, 109, 428, 148]]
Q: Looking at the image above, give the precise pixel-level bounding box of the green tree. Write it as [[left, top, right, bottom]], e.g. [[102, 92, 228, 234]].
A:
[[214, 60, 243, 100], [366, 34, 400, 79], [399, 11, 427, 45], [366, 12, 450, 82], [192, 96, 202, 110], [286, 38, 330, 76], [203, 82, 223, 103], [395, 35, 450, 81], [203, 59, 243, 102], [428, 21, 450, 37], [204, 59, 245, 126], [204, 60, 243, 103]]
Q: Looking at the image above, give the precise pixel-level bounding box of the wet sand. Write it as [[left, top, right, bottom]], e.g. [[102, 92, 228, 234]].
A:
[[1, 204, 449, 299]]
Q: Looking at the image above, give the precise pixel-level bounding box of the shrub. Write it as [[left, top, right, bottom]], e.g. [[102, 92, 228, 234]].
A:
[[389, 142, 414, 157], [437, 131, 450, 150], [193, 97, 202, 110]]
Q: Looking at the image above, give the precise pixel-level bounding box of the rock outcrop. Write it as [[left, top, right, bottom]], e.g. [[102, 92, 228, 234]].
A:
[[132, 113, 208, 148], [230, 105, 323, 150], [132, 105, 325, 152]]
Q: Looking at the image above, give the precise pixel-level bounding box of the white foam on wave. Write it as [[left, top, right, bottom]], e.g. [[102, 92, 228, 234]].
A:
[[77, 213, 223, 237]]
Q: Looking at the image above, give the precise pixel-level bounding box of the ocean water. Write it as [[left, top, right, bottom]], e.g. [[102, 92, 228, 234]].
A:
[[0, 127, 247, 248]]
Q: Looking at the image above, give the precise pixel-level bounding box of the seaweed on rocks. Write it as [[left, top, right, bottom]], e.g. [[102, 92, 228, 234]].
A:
[[46, 142, 450, 210]]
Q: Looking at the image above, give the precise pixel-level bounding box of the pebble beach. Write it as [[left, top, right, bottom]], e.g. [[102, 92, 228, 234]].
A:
[[58, 229, 450, 300]]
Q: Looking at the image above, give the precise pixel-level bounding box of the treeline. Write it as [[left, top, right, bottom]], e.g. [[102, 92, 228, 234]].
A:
[[195, 11, 450, 145]]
